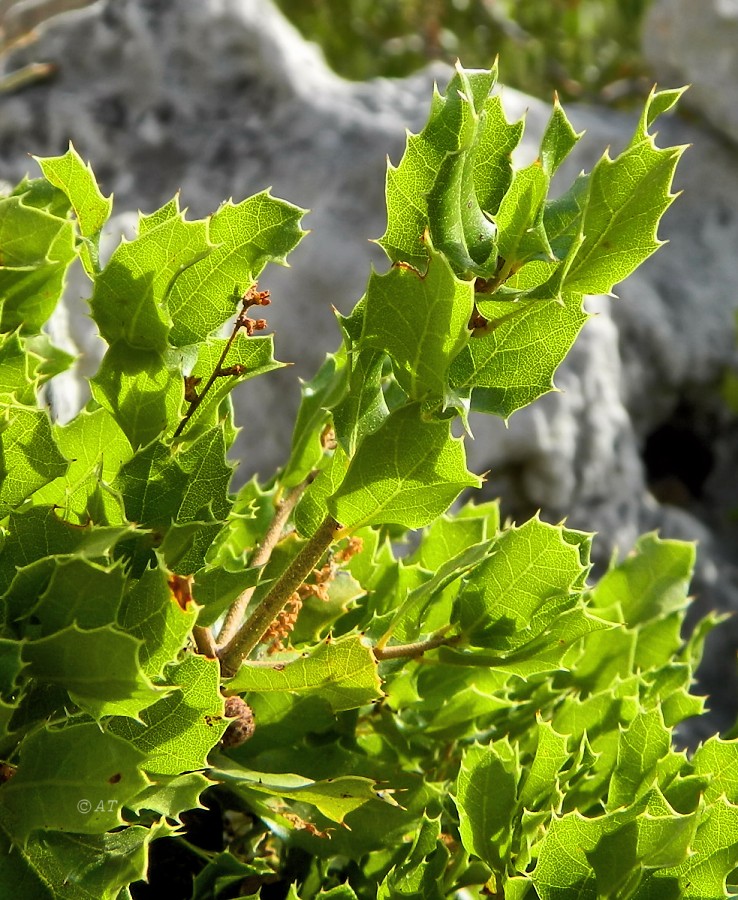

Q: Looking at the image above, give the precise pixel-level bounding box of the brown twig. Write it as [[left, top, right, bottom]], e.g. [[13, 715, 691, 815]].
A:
[[172, 285, 270, 440], [215, 478, 310, 651], [220, 515, 341, 676], [192, 624, 218, 658], [373, 630, 459, 661]]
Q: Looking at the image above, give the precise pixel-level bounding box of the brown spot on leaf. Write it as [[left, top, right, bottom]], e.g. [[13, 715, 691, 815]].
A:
[[108, 773, 122, 784], [169, 574, 194, 610]]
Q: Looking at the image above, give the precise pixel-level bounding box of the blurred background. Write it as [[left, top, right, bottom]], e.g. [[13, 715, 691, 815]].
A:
[[273, 0, 651, 105]]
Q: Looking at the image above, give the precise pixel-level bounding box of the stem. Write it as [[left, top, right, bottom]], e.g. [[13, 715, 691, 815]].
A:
[[172, 321, 241, 440], [192, 624, 218, 658], [373, 629, 458, 661], [220, 515, 340, 676], [215, 479, 309, 650]]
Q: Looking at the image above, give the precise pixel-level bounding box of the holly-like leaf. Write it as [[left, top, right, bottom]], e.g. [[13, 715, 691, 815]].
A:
[[360, 251, 474, 402], [31, 557, 127, 635], [215, 761, 393, 825], [90, 196, 210, 351], [127, 771, 212, 820], [0, 191, 76, 333], [229, 634, 382, 712], [0, 722, 149, 842], [282, 351, 348, 488], [22, 624, 164, 720], [113, 426, 233, 527], [35, 143, 113, 276], [178, 334, 285, 443], [564, 88, 687, 296], [0, 402, 68, 516], [117, 561, 199, 678], [167, 191, 308, 346], [108, 654, 226, 775], [531, 788, 700, 899], [455, 739, 520, 881], [379, 65, 498, 269], [31, 407, 133, 524], [539, 97, 583, 177], [90, 342, 184, 449], [451, 289, 589, 419], [332, 346, 388, 457], [329, 403, 481, 529]]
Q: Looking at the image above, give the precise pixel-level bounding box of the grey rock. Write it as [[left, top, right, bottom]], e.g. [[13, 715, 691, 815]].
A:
[[643, 0, 738, 147], [3, 0, 738, 735]]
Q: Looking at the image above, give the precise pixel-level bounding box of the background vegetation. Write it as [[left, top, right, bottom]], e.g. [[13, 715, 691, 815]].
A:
[[273, 0, 652, 104]]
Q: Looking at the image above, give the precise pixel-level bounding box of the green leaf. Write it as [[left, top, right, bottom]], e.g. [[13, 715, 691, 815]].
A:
[[539, 97, 583, 177], [127, 771, 212, 820], [22, 624, 164, 720], [0, 506, 130, 596], [294, 446, 350, 538], [607, 707, 671, 810], [640, 798, 738, 899], [167, 191, 308, 346], [532, 788, 699, 899], [495, 162, 552, 267], [90, 343, 184, 450], [329, 402, 480, 529], [564, 88, 687, 296], [31, 408, 133, 524], [691, 737, 738, 805], [215, 762, 392, 825], [589, 532, 695, 626], [379, 65, 498, 269], [0, 820, 172, 900], [117, 561, 199, 679], [473, 94, 524, 216], [31, 557, 127, 635], [0, 331, 39, 404], [192, 564, 262, 628], [35, 144, 113, 276], [452, 287, 588, 418], [113, 426, 232, 527], [0, 402, 68, 516], [0, 722, 149, 842], [332, 347, 388, 457], [282, 351, 348, 488], [90, 197, 210, 351], [0, 191, 76, 332], [360, 251, 473, 401], [454, 740, 520, 875], [452, 517, 589, 648], [108, 654, 227, 775], [178, 335, 284, 443], [228, 634, 382, 713]]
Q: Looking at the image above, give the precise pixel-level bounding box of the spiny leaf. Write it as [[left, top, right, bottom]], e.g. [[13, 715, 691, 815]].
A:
[[108, 654, 226, 775], [22, 623, 164, 720], [34, 143, 113, 276], [0, 722, 149, 842], [117, 560, 199, 678], [167, 191, 308, 346], [360, 250, 474, 402], [90, 342, 184, 449], [31, 407, 133, 524], [564, 88, 687, 296], [450, 289, 589, 418], [329, 402, 481, 529], [90, 196, 210, 351], [0, 191, 76, 332], [228, 634, 382, 713], [0, 401, 68, 516]]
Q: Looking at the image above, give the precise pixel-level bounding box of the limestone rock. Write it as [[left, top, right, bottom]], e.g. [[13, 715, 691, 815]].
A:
[[643, 0, 738, 147]]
